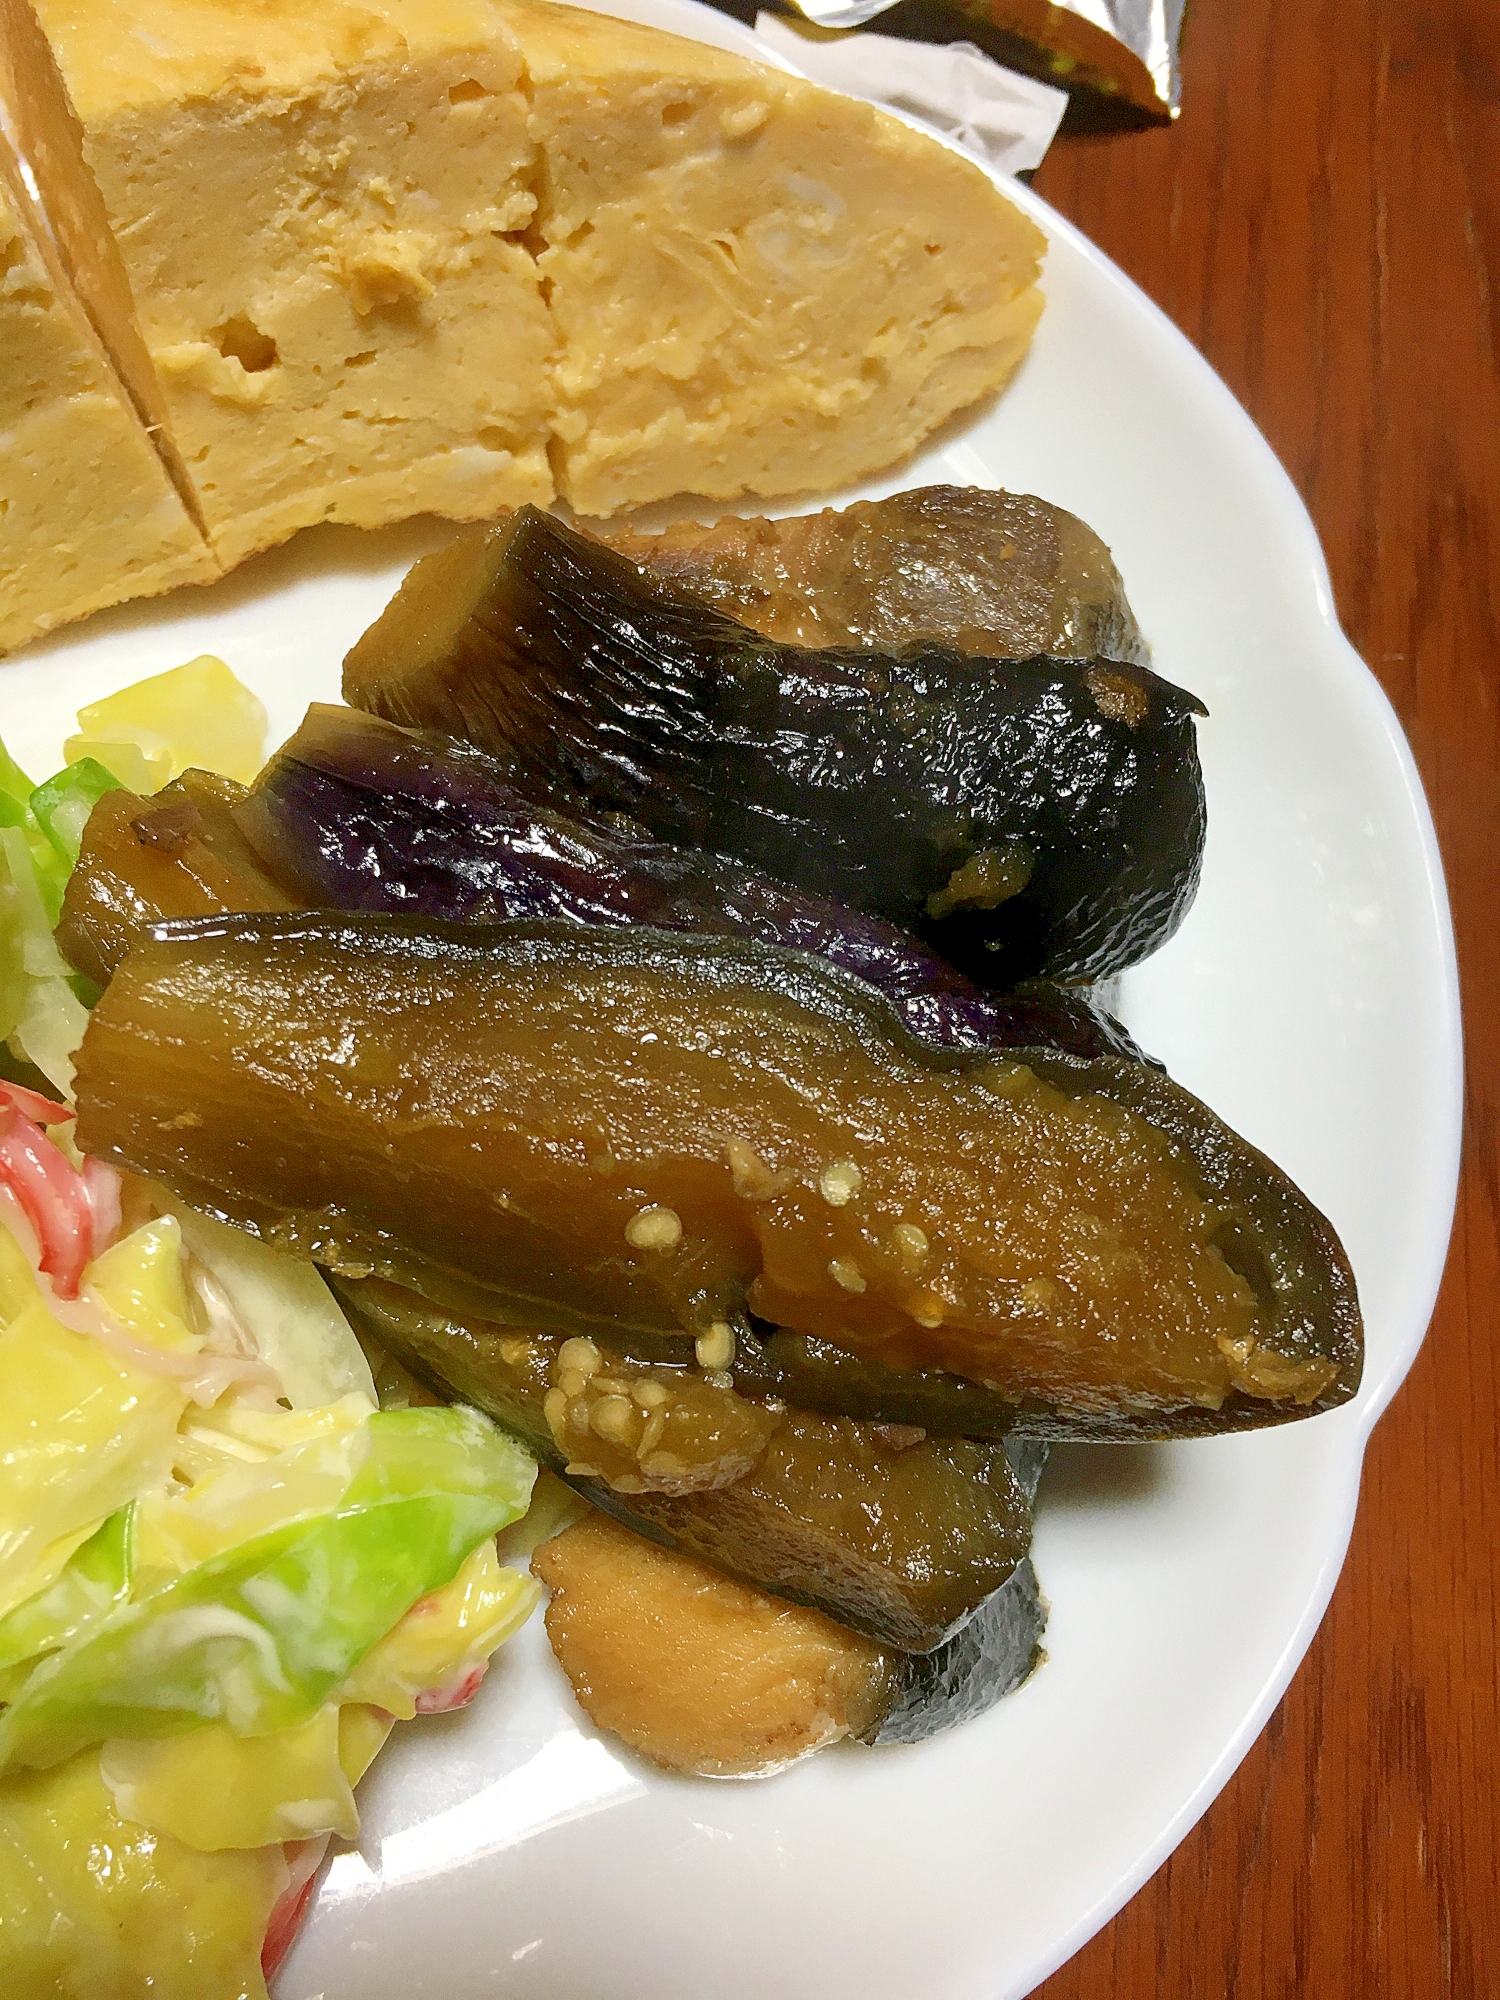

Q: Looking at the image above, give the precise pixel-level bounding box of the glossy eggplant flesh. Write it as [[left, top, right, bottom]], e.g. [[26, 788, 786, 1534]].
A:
[[234, 702, 1148, 1065], [342, 506, 1206, 986], [599, 484, 1148, 667], [56, 769, 299, 988], [732, 1328, 1030, 1439], [73, 914, 1361, 1431], [329, 1273, 1031, 1653], [731, 1322, 1307, 1443]]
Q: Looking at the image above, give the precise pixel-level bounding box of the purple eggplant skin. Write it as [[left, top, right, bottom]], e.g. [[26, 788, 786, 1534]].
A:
[[343, 507, 1208, 987], [235, 703, 1147, 1066]]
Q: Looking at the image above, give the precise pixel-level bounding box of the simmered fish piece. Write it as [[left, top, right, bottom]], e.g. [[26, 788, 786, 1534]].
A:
[[531, 1513, 892, 1777], [600, 484, 1147, 665]]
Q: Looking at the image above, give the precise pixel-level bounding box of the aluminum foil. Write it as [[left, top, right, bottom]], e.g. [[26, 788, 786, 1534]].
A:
[[775, 0, 1187, 121]]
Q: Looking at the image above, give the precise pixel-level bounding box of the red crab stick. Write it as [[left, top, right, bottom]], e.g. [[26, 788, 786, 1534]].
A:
[[0, 1097, 93, 1297], [261, 1835, 332, 1985]]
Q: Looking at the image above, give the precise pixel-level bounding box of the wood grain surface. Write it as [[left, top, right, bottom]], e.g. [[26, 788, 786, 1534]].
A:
[[1027, 1, 1497, 1994]]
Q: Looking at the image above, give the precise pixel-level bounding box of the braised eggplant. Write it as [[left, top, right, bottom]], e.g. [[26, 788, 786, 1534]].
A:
[[342, 506, 1206, 985], [864, 1558, 1045, 1745], [328, 1274, 1030, 1652], [73, 913, 1361, 1434], [56, 769, 297, 988], [350, 1271, 1047, 1721], [732, 1330, 1028, 1440], [233, 702, 1144, 1063], [867, 1434, 1047, 1742], [600, 484, 1148, 666]]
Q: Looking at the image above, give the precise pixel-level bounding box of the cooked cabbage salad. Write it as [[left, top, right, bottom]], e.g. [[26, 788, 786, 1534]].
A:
[[0, 661, 542, 1999]]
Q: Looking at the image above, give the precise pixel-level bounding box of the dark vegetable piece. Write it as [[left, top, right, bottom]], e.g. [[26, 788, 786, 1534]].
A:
[[56, 770, 297, 987], [600, 484, 1148, 666], [367, 1266, 1050, 1738], [864, 1558, 1045, 1746], [867, 1437, 1048, 1743], [343, 506, 1206, 986], [235, 702, 1144, 1064], [331, 1274, 1030, 1652], [74, 913, 1362, 1434]]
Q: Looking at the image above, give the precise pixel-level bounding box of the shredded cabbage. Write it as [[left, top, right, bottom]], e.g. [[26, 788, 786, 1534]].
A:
[[0, 1750, 284, 2000], [0, 1299, 186, 1622], [0, 1408, 535, 1773], [66, 655, 268, 793], [0, 1511, 134, 1704], [0, 737, 124, 1095], [100, 1702, 361, 1850], [29, 760, 120, 891], [0, 655, 266, 1090], [0, 675, 546, 1994], [135, 1396, 374, 1578], [339, 1537, 539, 1718], [166, 1198, 378, 1410], [0, 825, 91, 1095]]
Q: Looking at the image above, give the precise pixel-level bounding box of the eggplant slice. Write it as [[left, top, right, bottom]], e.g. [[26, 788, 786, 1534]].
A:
[[348, 1270, 1048, 1723], [56, 769, 297, 988], [329, 1274, 1030, 1654], [73, 913, 1361, 1437], [342, 507, 1206, 987], [229, 702, 1145, 1065]]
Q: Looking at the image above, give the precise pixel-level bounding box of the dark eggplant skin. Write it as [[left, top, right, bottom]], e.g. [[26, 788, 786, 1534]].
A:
[[75, 911, 1362, 1438], [342, 506, 1207, 987], [864, 1558, 1045, 1745], [863, 1437, 1049, 1744], [329, 1274, 1031, 1654], [234, 702, 1146, 1065]]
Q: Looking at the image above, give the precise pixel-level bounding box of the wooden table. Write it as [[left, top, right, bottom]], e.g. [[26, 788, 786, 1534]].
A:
[[1026, 2, 1497, 1992]]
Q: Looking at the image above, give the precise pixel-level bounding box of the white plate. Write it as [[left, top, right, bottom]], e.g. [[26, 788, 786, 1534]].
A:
[[4, 8, 1462, 1994]]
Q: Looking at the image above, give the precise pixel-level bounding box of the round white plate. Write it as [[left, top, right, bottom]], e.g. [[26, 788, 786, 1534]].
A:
[[4, 8, 1461, 1994]]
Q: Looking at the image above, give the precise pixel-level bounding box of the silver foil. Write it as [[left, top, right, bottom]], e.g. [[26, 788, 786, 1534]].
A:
[[792, 0, 1186, 116]]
